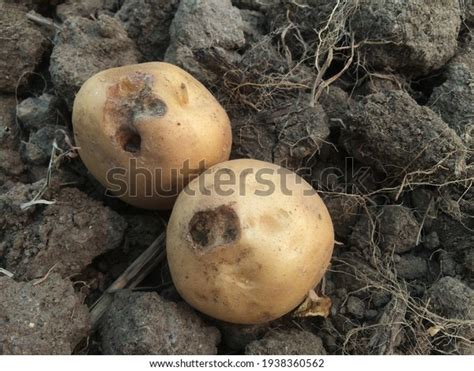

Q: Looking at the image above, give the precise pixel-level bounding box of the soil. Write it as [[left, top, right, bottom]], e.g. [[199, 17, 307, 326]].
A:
[[0, 0, 472, 356], [99, 290, 220, 355], [245, 329, 327, 355], [0, 273, 90, 354]]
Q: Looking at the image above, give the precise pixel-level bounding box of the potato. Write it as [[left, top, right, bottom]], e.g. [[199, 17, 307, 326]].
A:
[[72, 62, 232, 209], [166, 159, 334, 324]]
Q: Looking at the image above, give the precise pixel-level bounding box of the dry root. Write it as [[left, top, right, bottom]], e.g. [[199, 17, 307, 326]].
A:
[[333, 255, 473, 354]]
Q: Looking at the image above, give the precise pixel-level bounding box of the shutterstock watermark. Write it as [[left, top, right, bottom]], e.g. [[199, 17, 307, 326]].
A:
[[104, 158, 374, 199]]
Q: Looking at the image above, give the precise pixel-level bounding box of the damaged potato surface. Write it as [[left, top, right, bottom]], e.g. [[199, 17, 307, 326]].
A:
[[166, 159, 334, 324], [72, 62, 232, 209]]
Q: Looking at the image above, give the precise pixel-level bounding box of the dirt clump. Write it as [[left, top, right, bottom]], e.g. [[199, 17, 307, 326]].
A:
[[115, 0, 179, 61], [50, 15, 140, 109], [0, 0, 62, 13], [245, 329, 327, 355], [0, 4, 50, 93], [394, 254, 428, 280], [428, 198, 474, 253], [321, 194, 361, 240], [461, 0, 474, 26], [56, 0, 107, 20], [16, 93, 61, 131], [0, 149, 25, 179], [428, 63, 473, 140], [20, 126, 63, 165], [352, 0, 462, 76], [232, 96, 330, 171], [100, 290, 220, 355], [0, 273, 90, 354], [0, 95, 25, 182], [337, 203, 419, 254], [345, 295, 366, 319], [378, 206, 420, 254], [267, 0, 348, 58], [318, 85, 352, 125], [239, 8, 267, 45], [427, 276, 473, 354], [453, 36, 474, 71], [165, 0, 245, 84], [0, 95, 19, 150], [355, 75, 405, 97], [1, 183, 127, 280], [342, 90, 467, 182]]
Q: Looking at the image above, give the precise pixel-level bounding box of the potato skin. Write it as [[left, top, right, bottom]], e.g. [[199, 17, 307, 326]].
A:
[[72, 62, 232, 209], [167, 159, 334, 324]]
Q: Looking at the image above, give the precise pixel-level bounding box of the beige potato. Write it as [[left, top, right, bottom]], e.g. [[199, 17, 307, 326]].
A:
[[72, 62, 232, 209], [167, 159, 334, 324]]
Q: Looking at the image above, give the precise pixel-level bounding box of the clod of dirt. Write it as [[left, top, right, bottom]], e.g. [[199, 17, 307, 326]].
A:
[[165, 0, 245, 84], [343, 90, 467, 182], [19, 126, 62, 165], [232, 97, 330, 170], [0, 0, 62, 12], [411, 188, 437, 226], [267, 0, 345, 58], [465, 248, 474, 275], [367, 297, 407, 355], [239, 37, 289, 77], [355, 75, 404, 97], [423, 231, 440, 250], [0, 4, 50, 93], [218, 34, 313, 112], [394, 254, 428, 280], [327, 256, 410, 354], [379, 206, 420, 254], [16, 93, 60, 131], [245, 329, 327, 355], [1, 184, 127, 280], [452, 37, 474, 71], [427, 277, 473, 321], [232, 0, 272, 11], [0, 149, 25, 177], [438, 251, 459, 277], [346, 296, 365, 319], [0, 274, 90, 354], [121, 213, 164, 252], [0, 95, 19, 150], [230, 112, 274, 163], [329, 255, 381, 300], [318, 85, 352, 126], [461, 0, 474, 25], [428, 63, 474, 139], [49, 15, 140, 109], [100, 290, 220, 355], [273, 102, 330, 169], [322, 194, 361, 240], [239, 9, 266, 45], [429, 210, 474, 252], [348, 212, 374, 252], [352, 0, 462, 76], [115, 0, 179, 61], [56, 0, 104, 20]]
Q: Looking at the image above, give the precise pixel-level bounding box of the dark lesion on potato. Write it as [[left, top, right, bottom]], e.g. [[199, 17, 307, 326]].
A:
[[105, 72, 167, 154], [189, 205, 241, 251], [115, 125, 141, 153]]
